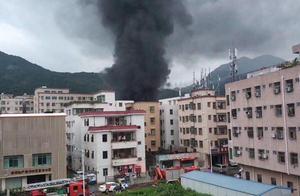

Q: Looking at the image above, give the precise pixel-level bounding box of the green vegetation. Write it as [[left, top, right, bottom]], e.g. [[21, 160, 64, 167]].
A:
[[119, 183, 211, 196]]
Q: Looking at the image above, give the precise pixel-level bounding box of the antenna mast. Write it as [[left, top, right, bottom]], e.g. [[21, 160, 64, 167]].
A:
[[229, 48, 238, 82]]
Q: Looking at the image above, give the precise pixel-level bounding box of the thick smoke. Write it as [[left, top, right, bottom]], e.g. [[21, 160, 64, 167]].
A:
[[97, 0, 191, 101]]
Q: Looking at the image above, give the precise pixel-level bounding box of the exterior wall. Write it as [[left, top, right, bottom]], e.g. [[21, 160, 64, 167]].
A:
[[0, 94, 34, 114], [241, 165, 296, 196], [159, 97, 184, 150], [129, 102, 160, 152], [225, 64, 300, 195], [0, 114, 66, 190], [178, 89, 228, 168], [81, 112, 146, 183]]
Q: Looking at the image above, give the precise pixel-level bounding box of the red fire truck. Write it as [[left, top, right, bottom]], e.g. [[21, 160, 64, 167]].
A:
[[25, 178, 91, 196]]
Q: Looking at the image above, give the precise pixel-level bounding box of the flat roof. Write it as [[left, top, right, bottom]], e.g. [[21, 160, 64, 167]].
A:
[[0, 113, 66, 118], [80, 110, 145, 117], [181, 171, 290, 195]]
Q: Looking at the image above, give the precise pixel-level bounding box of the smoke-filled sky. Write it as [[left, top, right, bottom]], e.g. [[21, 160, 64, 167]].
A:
[[0, 0, 300, 87]]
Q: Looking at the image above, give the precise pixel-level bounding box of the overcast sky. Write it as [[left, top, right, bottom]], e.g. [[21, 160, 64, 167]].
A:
[[0, 0, 300, 87]]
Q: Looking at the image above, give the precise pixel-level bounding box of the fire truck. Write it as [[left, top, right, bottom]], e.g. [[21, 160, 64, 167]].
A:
[[25, 178, 91, 196]]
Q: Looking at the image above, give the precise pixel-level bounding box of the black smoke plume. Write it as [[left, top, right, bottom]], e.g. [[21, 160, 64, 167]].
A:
[[98, 0, 191, 101]]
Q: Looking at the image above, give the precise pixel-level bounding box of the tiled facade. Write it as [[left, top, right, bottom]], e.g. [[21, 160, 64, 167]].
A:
[[226, 64, 300, 195], [178, 89, 229, 168], [0, 93, 33, 114]]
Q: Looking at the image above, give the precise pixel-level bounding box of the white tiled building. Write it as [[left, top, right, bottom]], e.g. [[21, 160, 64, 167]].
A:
[[64, 91, 133, 171], [0, 93, 33, 114], [80, 110, 146, 183], [159, 95, 189, 150]]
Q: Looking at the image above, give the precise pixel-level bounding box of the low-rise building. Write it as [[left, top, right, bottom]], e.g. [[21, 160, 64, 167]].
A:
[[226, 63, 300, 195], [65, 91, 133, 171], [178, 89, 229, 168], [0, 113, 66, 190], [0, 93, 33, 114], [156, 152, 200, 169], [80, 110, 146, 183]]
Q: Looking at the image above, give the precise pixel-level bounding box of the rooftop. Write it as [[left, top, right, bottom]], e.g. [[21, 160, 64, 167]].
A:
[[80, 110, 145, 117], [88, 125, 140, 132], [181, 171, 289, 195], [0, 113, 66, 118]]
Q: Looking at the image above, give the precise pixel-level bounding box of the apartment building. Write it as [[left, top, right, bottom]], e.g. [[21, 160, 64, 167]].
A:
[[127, 102, 160, 152], [178, 89, 229, 168], [65, 91, 133, 171], [0, 113, 66, 190], [226, 63, 300, 195], [0, 93, 33, 114], [159, 96, 189, 151], [80, 110, 146, 183], [34, 86, 108, 113]]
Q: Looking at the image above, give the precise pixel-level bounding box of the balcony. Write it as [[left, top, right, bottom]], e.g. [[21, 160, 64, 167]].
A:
[[111, 141, 137, 149], [112, 157, 139, 166]]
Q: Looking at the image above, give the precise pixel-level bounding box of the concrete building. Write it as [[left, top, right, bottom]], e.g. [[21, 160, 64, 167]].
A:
[[34, 86, 101, 113], [159, 97, 182, 150], [225, 63, 300, 195], [65, 91, 133, 171], [178, 89, 229, 168], [0, 93, 33, 114], [80, 110, 146, 183], [181, 171, 291, 196], [127, 102, 160, 152], [156, 152, 200, 169], [0, 113, 66, 190]]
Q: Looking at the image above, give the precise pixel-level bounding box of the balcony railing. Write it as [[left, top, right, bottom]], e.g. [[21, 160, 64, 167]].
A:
[[111, 141, 137, 149], [112, 157, 139, 166]]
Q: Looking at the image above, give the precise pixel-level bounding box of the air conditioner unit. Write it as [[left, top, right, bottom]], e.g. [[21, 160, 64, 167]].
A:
[[236, 150, 241, 155], [255, 91, 261, 97], [246, 93, 251, 99], [272, 133, 277, 138], [274, 88, 280, 94], [262, 153, 268, 159], [286, 86, 293, 92]]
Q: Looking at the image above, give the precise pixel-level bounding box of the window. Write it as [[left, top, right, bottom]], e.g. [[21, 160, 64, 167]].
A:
[[231, 91, 236, 101], [170, 119, 173, 125], [275, 104, 282, 117], [149, 106, 155, 113], [32, 153, 51, 166], [231, 109, 237, 119], [91, 135, 94, 142], [84, 118, 89, 126], [169, 109, 173, 115], [170, 130, 174, 135], [245, 88, 252, 99], [286, 79, 293, 93], [84, 134, 86, 142], [102, 134, 107, 142], [273, 82, 281, 94], [255, 86, 261, 97], [290, 153, 298, 165], [102, 151, 108, 159], [257, 127, 264, 139], [249, 148, 255, 159], [171, 140, 174, 145], [208, 115, 211, 120], [151, 129, 156, 136], [4, 155, 24, 169], [103, 168, 108, 176], [199, 141, 203, 148], [287, 103, 295, 117], [257, 174, 262, 183], [197, 103, 201, 110], [91, 151, 94, 159], [255, 106, 262, 118], [276, 127, 284, 140], [197, 115, 202, 122], [245, 171, 250, 180], [150, 118, 155, 125], [151, 140, 156, 146], [247, 127, 254, 138], [277, 152, 285, 163], [287, 181, 294, 193], [289, 127, 297, 140], [207, 102, 211, 107], [198, 128, 202, 135], [271, 177, 276, 185], [245, 107, 252, 118]]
